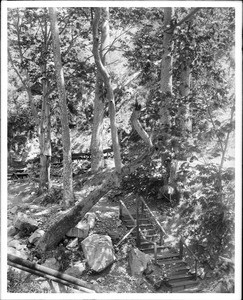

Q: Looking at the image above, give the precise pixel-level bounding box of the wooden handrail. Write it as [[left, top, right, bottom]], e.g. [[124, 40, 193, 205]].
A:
[[140, 196, 168, 237], [119, 200, 136, 224], [115, 225, 136, 247], [180, 237, 199, 261], [179, 237, 198, 280], [118, 200, 156, 260]]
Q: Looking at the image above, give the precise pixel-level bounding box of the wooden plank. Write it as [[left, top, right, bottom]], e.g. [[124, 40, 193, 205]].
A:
[[7, 254, 97, 292]]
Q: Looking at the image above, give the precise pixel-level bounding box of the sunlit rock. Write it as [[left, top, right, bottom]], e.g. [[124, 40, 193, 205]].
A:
[[81, 234, 116, 272], [128, 247, 151, 277]]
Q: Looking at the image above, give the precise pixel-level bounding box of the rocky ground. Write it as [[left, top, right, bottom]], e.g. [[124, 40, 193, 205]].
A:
[[6, 177, 158, 294], [6, 172, 232, 294]]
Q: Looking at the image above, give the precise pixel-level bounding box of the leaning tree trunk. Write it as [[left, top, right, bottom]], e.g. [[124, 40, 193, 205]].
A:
[[36, 150, 151, 252], [49, 7, 74, 207], [92, 8, 122, 174]]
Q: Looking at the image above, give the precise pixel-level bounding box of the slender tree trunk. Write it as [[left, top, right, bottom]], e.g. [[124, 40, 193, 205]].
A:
[[90, 75, 105, 172], [159, 8, 175, 186], [179, 63, 192, 135], [39, 76, 52, 191], [9, 10, 52, 193], [160, 7, 174, 130], [49, 7, 74, 207], [39, 16, 52, 191], [90, 7, 110, 173], [92, 8, 122, 174]]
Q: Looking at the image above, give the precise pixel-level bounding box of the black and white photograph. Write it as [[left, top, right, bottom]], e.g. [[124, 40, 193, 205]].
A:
[[1, 1, 242, 299]]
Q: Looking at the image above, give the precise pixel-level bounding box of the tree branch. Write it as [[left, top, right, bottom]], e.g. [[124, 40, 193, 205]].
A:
[[131, 106, 153, 148], [92, 8, 110, 83]]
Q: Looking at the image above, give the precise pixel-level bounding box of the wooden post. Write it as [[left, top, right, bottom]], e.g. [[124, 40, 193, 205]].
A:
[[159, 230, 164, 246], [195, 259, 198, 280], [154, 242, 157, 264], [141, 197, 144, 216], [136, 196, 141, 248], [179, 238, 183, 259]]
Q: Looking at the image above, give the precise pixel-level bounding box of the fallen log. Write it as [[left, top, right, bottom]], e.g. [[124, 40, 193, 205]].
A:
[[36, 150, 151, 253], [7, 254, 97, 293]]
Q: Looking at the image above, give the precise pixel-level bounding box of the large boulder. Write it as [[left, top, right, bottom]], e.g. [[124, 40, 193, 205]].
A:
[[13, 212, 38, 236], [128, 248, 151, 277], [81, 234, 116, 272]]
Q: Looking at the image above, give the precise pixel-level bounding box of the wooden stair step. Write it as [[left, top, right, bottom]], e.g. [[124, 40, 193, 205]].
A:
[[140, 240, 162, 246], [122, 214, 146, 219], [176, 286, 201, 293], [145, 233, 159, 239], [157, 258, 186, 266], [165, 266, 190, 275], [123, 217, 150, 223], [156, 252, 180, 259], [124, 220, 152, 226], [126, 223, 154, 229], [168, 274, 195, 282], [140, 245, 171, 252], [170, 279, 199, 292], [132, 228, 156, 235]]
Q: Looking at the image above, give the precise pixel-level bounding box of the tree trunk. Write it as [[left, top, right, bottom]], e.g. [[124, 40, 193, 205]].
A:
[[39, 13, 52, 191], [36, 150, 150, 252], [159, 8, 175, 186], [9, 10, 52, 193], [90, 7, 110, 173], [39, 98, 51, 191], [39, 61, 52, 191], [179, 63, 192, 135], [49, 7, 74, 207], [92, 8, 122, 174], [90, 75, 105, 172], [160, 7, 174, 130]]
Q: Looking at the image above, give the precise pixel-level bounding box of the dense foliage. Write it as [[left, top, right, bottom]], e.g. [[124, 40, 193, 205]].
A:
[[7, 6, 235, 290]]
